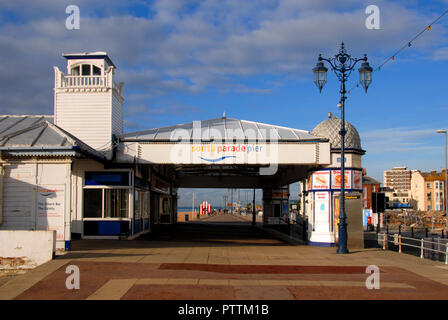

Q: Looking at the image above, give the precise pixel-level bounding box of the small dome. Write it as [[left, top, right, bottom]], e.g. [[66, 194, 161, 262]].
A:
[[312, 115, 362, 150]]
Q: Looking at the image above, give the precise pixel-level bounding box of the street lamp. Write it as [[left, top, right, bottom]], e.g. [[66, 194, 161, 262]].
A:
[[436, 129, 447, 237], [313, 42, 373, 254]]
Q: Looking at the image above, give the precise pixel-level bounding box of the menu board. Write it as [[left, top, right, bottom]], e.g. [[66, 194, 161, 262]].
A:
[[353, 170, 362, 189], [311, 171, 330, 190], [331, 170, 352, 189]]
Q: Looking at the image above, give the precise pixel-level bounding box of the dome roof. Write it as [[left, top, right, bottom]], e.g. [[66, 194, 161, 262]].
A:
[[311, 115, 362, 150]]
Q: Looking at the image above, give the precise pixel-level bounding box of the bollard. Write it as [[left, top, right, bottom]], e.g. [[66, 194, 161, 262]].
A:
[[445, 245, 448, 265], [383, 233, 387, 250], [411, 227, 414, 238], [399, 235, 402, 253], [399, 224, 401, 235], [421, 239, 424, 259]]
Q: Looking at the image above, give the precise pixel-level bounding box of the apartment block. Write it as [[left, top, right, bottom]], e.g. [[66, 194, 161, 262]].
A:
[[411, 170, 446, 212]]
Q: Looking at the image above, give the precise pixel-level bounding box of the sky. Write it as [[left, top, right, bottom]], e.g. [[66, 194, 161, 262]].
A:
[[1, 0, 448, 207]]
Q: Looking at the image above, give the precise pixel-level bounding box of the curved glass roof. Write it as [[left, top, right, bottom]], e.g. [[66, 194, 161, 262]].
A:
[[119, 117, 328, 143]]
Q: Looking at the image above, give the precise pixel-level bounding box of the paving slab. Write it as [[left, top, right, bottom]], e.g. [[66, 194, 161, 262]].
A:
[[2, 214, 448, 300]]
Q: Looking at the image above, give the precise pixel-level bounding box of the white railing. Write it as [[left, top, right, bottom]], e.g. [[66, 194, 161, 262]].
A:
[[61, 75, 107, 88], [378, 232, 448, 264], [54, 66, 123, 96]]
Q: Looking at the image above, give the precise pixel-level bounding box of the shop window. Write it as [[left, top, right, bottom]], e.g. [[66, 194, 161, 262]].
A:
[[162, 197, 170, 214], [104, 189, 128, 218], [273, 203, 281, 217], [83, 171, 131, 220], [83, 189, 102, 218]]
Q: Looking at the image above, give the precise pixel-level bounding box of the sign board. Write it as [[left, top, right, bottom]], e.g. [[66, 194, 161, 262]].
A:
[[314, 192, 330, 232], [363, 209, 372, 226], [331, 170, 352, 189], [134, 142, 331, 165], [36, 185, 65, 241], [312, 171, 330, 190], [353, 170, 362, 189]]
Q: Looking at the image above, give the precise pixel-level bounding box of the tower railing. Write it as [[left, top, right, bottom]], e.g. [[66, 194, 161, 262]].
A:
[[61, 75, 107, 88], [54, 66, 123, 96]]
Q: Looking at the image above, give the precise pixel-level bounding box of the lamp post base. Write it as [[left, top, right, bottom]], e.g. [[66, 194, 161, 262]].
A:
[[336, 246, 349, 254]]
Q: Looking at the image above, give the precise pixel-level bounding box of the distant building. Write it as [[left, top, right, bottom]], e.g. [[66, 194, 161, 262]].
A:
[[362, 170, 381, 209], [411, 170, 446, 212], [383, 166, 411, 206]]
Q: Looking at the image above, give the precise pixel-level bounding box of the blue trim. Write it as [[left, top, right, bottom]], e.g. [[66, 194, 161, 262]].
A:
[[98, 221, 121, 235], [308, 241, 335, 247], [64, 241, 71, 251]]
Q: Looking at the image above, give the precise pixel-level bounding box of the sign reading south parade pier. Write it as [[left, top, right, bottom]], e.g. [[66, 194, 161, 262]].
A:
[[132, 142, 331, 165]]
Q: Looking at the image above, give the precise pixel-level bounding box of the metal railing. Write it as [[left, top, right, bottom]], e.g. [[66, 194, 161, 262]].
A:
[[265, 217, 308, 243], [378, 232, 448, 264]]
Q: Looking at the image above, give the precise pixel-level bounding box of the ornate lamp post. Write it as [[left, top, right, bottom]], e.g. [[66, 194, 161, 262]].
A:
[[436, 129, 447, 237], [313, 42, 373, 254]]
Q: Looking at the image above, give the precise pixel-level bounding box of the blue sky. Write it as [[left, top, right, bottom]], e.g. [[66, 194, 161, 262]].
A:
[[1, 0, 448, 206]]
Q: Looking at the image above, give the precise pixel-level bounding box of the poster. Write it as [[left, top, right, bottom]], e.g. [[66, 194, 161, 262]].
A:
[[331, 170, 352, 189], [314, 192, 330, 232], [36, 185, 65, 241], [353, 170, 363, 190], [312, 171, 330, 190], [333, 196, 340, 243]]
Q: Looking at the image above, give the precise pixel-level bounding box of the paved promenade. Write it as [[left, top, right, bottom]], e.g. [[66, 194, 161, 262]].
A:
[[1, 214, 448, 300]]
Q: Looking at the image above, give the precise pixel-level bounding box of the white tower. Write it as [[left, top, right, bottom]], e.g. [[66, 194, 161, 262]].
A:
[[53, 52, 124, 156]]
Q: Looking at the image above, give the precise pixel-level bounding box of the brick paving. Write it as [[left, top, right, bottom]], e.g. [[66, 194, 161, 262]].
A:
[[1, 213, 448, 300]]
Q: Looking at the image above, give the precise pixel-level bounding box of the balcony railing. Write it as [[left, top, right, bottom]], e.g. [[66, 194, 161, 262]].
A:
[[61, 75, 107, 88], [54, 66, 123, 96]]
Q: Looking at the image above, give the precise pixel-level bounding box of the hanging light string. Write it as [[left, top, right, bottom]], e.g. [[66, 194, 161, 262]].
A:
[[346, 7, 448, 95]]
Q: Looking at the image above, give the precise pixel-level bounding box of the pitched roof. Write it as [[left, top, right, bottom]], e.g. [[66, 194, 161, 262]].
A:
[[0, 116, 106, 160], [0, 115, 53, 138], [363, 175, 381, 185], [119, 117, 327, 142]]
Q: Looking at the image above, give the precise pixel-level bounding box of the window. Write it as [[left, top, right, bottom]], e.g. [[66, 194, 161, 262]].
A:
[[427, 193, 432, 201], [83, 171, 131, 220], [82, 64, 91, 75], [436, 182, 439, 189], [93, 65, 101, 75], [83, 189, 102, 218], [71, 66, 80, 76], [104, 189, 128, 218], [427, 183, 431, 189]]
